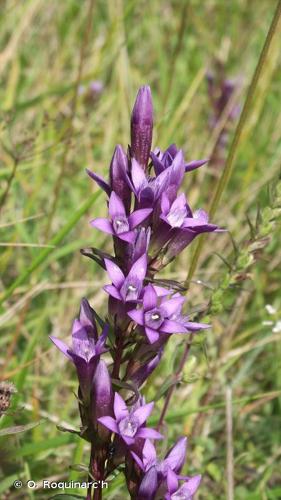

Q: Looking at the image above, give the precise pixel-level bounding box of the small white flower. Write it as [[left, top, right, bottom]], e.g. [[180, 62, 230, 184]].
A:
[[265, 304, 276, 315]]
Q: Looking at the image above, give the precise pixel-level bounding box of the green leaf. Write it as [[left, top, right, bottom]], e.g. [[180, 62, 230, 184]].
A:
[[0, 420, 42, 436]]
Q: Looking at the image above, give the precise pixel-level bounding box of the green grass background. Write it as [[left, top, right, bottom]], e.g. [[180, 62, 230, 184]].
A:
[[0, 0, 281, 498]]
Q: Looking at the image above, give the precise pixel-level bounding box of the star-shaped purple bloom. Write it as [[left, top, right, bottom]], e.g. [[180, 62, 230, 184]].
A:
[[91, 191, 152, 243], [50, 298, 108, 402], [134, 437, 192, 499], [128, 285, 209, 343], [165, 468, 202, 500], [98, 392, 163, 446], [126, 150, 185, 208], [151, 143, 208, 175], [161, 193, 218, 231], [104, 254, 147, 303]]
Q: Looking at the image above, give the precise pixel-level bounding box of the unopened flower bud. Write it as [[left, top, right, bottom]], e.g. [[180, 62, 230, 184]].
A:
[[130, 86, 153, 170]]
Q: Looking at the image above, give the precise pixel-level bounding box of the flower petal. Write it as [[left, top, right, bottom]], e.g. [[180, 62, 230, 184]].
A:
[[98, 416, 118, 433], [117, 230, 136, 243], [128, 308, 145, 325], [185, 159, 208, 172], [185, 321, 210, 332], [131, 158, 147, 194], [133, 402, 154, 426], [130, 450, 145, 470], [128, 208, 152, 229], [143, 284, 157, 311], [49, 336, 72, 361], [114, 392, 128, 420], [167, 468, 179, 494], [90, 218, 114, 235], [86, 169, 111, 195], [103, 285, 122, 301], [160, 319, 187, 333], [104, 259, 125, 288], [129, 253, 147, 282], [145, 327, 159, 343], [164, 436, 187, 472], [108, 191, 126, 218], [160, 296, 185, 317], [137, 428, 163, 440]]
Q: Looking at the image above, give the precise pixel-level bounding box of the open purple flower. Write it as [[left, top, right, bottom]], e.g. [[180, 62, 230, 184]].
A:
[[98, 392, 163, 446], [151, 144, 208, 175], [133, 437, 188, 476], [126, 150, 185, 208], [165, 469, 202, 500], [134, 438, 192, 499], [104, 254, 147, 303], [91, 191, 152, 243], [161, 193, 218, 231], [128, 285, 209, 343], [50, 298, 108, 401], [165, 208, 221, 262]]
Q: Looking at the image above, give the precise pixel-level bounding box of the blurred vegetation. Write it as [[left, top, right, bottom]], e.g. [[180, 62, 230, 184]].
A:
[[0, 0, 281, 498]]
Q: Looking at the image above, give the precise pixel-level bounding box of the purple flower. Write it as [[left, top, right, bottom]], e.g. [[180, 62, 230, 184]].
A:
[[165, 469, 202, 500], [126, 150, 185, 208], [87, 145, 131, 212], [151, 144, 208, 174], [98, 393, 163, 446], [131, 85, 153, 170], [133, 437, 188, 475], [161, 193, 218, 231], [128, 285, 209, 343], [91, 191, 152, 243], [164, 209, 221, 263], [50, 298, 108, 401], [104, 254, 147, 303], [134, 437, 197, 500]]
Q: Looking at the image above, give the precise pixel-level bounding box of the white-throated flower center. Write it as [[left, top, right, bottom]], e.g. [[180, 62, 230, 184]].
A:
[[151, 312, 160, 320], [171, 487, 192, 500], [167, 207, 187, 227], [118, 416, 139, 438], [113, 216, 130, 234], [145, 308, 164, 329]]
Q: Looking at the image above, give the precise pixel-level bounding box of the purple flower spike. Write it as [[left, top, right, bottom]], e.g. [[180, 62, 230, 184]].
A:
[[50, 298, 108, 402], [91, 191, 152, 242], [165, 469, 202, 500], [98, 392, 163, 446], [128, 285, 207, 344], [104, 254, 147, 303], [131, 85, 153, 170]]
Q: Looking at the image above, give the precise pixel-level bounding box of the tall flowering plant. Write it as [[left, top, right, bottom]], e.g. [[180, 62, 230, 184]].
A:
[[51, 86, 221, 499]]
